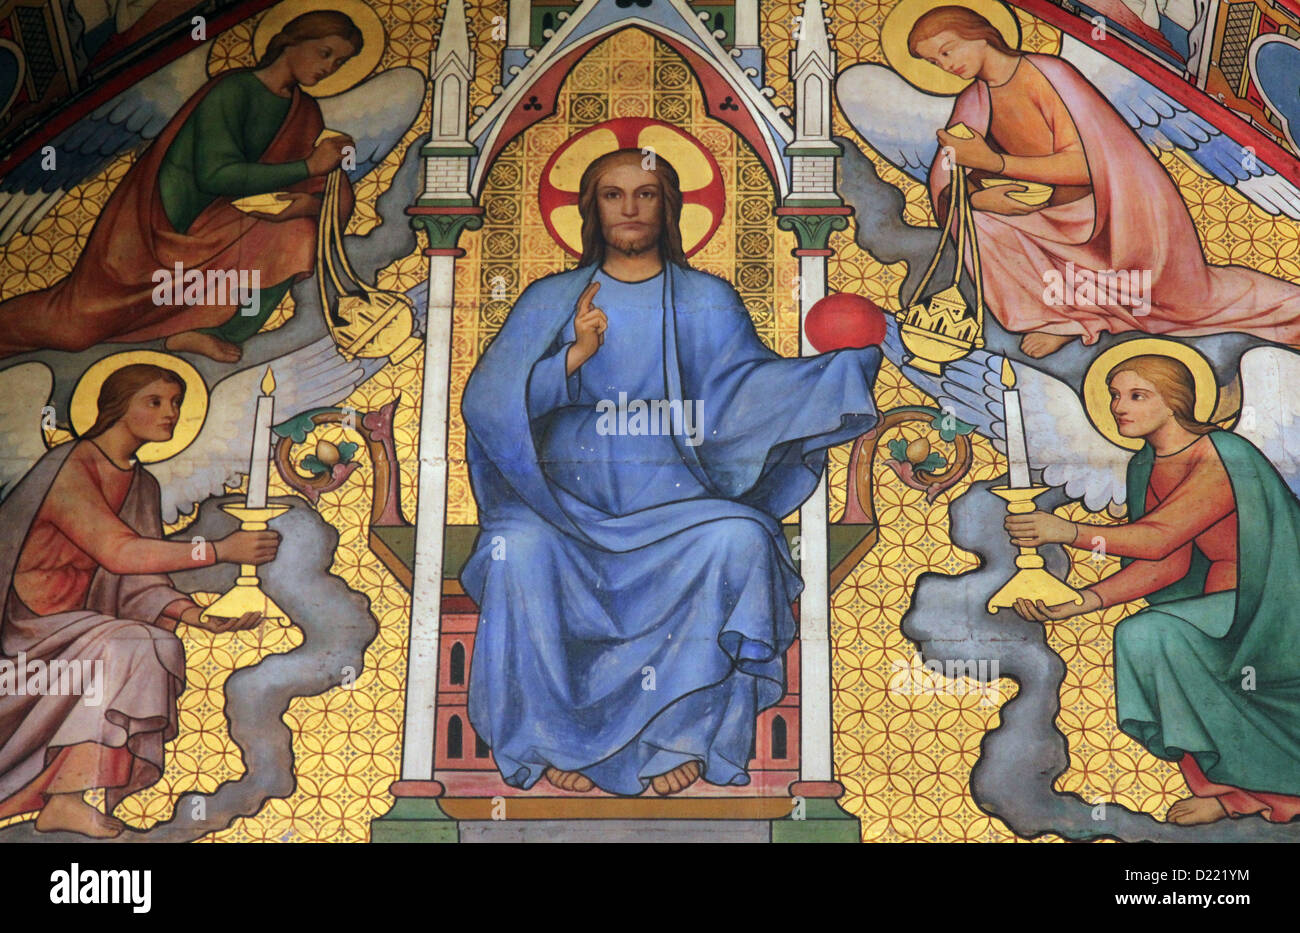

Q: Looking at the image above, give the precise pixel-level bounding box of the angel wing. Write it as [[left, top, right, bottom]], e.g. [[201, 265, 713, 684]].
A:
[[0, 363, 54, 499], [150, 337, 365, 523], [1014, 358, 1131, 512], [0, 58, 425, 245], [1232, 345, 1300, 496], [880, 320, 1131, 510], [836, 37, 1300, 218], [318, 67, 425, 179], [1060, 37, 1300, 219], [835, 64, 949, 181], [0, 40, 212, 243]]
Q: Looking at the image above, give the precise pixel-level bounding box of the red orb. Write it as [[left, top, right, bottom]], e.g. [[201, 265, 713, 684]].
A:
[[803, 292, 887, 352]]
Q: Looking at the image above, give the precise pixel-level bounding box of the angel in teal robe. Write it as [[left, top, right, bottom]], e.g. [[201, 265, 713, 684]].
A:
[[1010, 354, 1300, 824]]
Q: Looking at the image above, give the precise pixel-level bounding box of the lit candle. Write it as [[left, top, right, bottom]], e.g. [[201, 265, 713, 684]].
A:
[[1000, 358, 1032, 488], [246, 367, 276, 508]]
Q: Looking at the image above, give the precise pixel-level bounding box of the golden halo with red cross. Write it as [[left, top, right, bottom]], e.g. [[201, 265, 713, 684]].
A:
[[538, 118, 725, 258]]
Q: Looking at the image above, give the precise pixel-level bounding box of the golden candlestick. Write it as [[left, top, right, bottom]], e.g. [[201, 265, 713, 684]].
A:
[[986, 485, 1084, 613], [200, 504, 291, 627]]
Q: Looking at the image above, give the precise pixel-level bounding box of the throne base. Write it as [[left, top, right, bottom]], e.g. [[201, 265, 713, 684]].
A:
[[370, 778, 859, 843]]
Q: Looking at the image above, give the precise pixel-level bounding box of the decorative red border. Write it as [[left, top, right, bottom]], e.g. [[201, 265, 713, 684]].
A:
[[390, 780, 446, 798], [1014, 0, 1300, 188], [0, 0, 280, 174]]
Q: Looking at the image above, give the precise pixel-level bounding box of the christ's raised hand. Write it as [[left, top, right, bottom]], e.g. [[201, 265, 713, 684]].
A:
[[567, 280, 607, 376]]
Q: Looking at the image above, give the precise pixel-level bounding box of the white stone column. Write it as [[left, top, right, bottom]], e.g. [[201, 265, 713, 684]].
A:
[[400, 253, 457, 781], [735, 0, 759, 47], [797, 253, 832, 782], [507, 0, 531, 47], [1191, 0, 1220, 86]]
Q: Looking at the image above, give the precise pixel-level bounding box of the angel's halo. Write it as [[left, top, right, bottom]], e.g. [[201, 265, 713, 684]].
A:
[[880, 0, 1022, 96], [69, 351, 209, 464], [251, 0, 386, 98], [1082, 338, 1218, 451]]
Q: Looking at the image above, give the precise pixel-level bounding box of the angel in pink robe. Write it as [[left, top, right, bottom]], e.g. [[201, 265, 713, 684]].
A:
[[912, 6, 1300, 357], [0, 363, 278, 837]]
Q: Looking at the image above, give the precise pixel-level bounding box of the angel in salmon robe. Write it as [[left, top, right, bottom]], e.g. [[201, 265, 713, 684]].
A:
[[0, 362, 279, 837], [0, 10, 358, 364], [1008, 354, 1300, 825], [912, 6, 1300, 358]]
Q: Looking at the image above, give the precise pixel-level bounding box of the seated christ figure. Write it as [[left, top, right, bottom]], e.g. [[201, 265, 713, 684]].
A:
[[459, 148, 883, 796]]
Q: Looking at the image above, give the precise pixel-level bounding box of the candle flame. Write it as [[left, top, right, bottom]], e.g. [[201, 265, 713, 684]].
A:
[[1000, 358, 1016, 389], [261, 367, 276, 395]]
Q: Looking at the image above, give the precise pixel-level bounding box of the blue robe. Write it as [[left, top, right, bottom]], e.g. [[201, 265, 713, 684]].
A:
[[460, 261, 881, 794]]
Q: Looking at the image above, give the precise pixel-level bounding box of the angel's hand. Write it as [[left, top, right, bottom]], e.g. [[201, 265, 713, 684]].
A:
[[180, 606, 264, 633], [307, 134, 356, 176], [1005, 510, 1077, 547], [1012, 589, 1101, 621], [937, 127, 1002, 172], [250, 191, 318, 222], [970, 186, 1039, 216]]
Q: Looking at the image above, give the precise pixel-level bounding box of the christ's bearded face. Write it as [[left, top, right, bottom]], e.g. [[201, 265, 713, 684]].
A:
[[595, 162, 663, 257], [120, 379, 183, 444], [1109, 371, 1172, 439], [913, 31, 987, 81]]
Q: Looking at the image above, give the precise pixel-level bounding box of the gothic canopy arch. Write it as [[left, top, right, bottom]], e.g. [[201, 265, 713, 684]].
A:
[[465, 5, 796, 202]]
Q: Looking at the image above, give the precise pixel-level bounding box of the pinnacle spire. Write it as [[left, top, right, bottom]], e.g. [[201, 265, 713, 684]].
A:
[[794, 0, 831, 70], [435, 0, 471, 73]]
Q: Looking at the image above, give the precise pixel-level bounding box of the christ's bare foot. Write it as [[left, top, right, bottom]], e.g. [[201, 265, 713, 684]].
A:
[[35, 794, 125, 838], [544, 767, 594, 793], [1019, 333, 1075, 358], [164, 331, 242, 362], [649, 760, 701, 796], [1167, 796, 1228, 825]]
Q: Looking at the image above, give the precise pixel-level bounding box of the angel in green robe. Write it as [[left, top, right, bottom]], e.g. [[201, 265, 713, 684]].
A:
[[0, 10, 359, 362]]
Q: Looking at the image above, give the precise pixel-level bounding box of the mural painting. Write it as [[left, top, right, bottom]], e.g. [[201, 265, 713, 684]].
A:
[[0, 0, 1297, 858]]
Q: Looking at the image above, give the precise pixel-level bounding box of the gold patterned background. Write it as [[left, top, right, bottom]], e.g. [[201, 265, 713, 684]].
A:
[[0, 0, 1295, 841]]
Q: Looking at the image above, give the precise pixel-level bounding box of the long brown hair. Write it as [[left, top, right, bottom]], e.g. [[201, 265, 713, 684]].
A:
[[576, 149, 690, 269], [256, 10, 363, 69], [1106, 354, 1217, 436], [908, 5, 1020, 59], [81, 364, 187, 440]]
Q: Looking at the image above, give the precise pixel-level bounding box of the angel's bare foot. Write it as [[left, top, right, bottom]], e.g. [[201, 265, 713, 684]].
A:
[[544, 767, 594, 793], [164, 331, 242, 362], [649, 760, 701, 796], [1019, 333, 1075, 358], [1167, 795, 1228, 825], [35, 793, 125, 838]]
